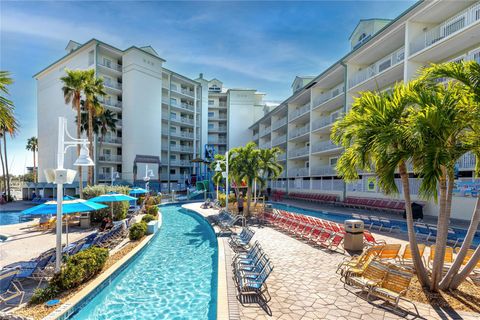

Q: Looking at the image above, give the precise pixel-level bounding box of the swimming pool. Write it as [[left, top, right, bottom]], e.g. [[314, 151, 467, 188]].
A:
[[71, 205, 218, 320], [271, 202, 480, 247], [0, 210, 32, 226]]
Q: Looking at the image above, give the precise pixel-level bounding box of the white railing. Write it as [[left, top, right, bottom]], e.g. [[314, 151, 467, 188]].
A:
[[272, 134, 287, 146], [181, 88, 195, 97], [289, 167, 309, 177], [252, 133, 259, 140], [260, 126, 271, 136], [100, 100, 122, 108], [457, 152, 476, 169], [311, 179, 343, 191], [410, 2, 480, 55], [277, 153, 287, 161], [349, 46, 405, 89], [259, 142, 271, 149], [289, 103, 311, 121], [270, 180, 287, 190], [311, 166, 336, 176], [170, 159, 191, 167], [311, 141, 339, 153], [313, 83, 344, 107], [166, 145, 194, 153], [288, 146, 309, 158], [209, 138, 227, 144], [98, 173, 122, 180], [166, 131, 194, 139], [312, 113, 341, 131], [160, 173, 183, 181], [288, 123, 310, 140], [103, 136, 122, 144], [98, 154, 122, 162], [181, 103, 195, 112], [104, 81, 122, 90], [272, 117, 287, 130], [97, 61, 122, 72]]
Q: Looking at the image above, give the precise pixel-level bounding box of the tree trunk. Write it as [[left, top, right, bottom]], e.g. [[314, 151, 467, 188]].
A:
[[431, 166, 448, 291], [450, 245, 480, 289], [0, 138, 6, 193], [245, 184, 252, 219], [3, 134, 11, 201], [442, 195, 480, 289], [399, 161, 430, 287], [87, 108, 94, 185], [76, 94, 83, 198], [33, 149, 37, 183]]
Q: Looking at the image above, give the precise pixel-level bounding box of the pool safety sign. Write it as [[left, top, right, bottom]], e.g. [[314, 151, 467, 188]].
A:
[[366, 177, 377, 192]]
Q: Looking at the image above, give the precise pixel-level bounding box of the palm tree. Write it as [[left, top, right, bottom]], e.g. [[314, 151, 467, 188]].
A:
[[421, 60, 480, 289], [83, 71, 106, 185], [0, 71, 19, 200], [331, 82, 430, 287], [26, 137, 38, 183], [256, 148, 283, 201], [61, 69, 88, 197]]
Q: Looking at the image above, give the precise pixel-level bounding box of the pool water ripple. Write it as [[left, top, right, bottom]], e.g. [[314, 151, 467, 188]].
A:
[[72, 205, 218, 320]]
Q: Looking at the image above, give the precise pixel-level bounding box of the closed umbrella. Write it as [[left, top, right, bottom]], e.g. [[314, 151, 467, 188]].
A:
[[89, 192, 137, 219], [129, 188, 148, 195], [22, 198, 108, 245]]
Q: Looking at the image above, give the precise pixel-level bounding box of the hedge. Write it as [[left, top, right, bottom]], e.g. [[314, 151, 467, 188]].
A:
[[129, 222, 147, 241], [82, 185, 131, 221]]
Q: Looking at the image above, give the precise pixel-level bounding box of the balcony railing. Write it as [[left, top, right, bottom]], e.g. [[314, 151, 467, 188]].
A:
[[289, 167, 309, 177], [289, 103, 311, 121], [252, 133, 259, 140], [313, 83, 344, 107], [272, 117, 287, 130], [97, 61, 122, 72], [166, 145, 194, 153], [311, 179, 344, 191], [311, 141, 340, 153], [410, 2, 480, 55], [181, 88, 195, 97], [260, 126, 271, 136], [104, 82, 122, 90], [311, 166, 336, 176], [98, 154, 122, 162], [349, 46, 405, 89], [170, 159, 192, 167], [208, 138, 227, 144], [288, 124, 310, 140], [288, 146, 309, 158], [100, 100, 122, 109], [103, 136, 122, 144], [457, 152, 476, 169], [277, 153, 287, 161], [98, 173, 122, 180], [272, 134, 287, 146]]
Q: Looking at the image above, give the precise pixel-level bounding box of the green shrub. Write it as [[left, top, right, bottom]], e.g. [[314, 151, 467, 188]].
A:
[[82, 185, 130, 221], [129, 222, 147, 241], [141, 214, 157, 224], [29, 247, 109, 305], [145, 196, 160, 206], [137, 196, 145, 206], [217, 193, 238, 207], [146, 205, 159, 217]]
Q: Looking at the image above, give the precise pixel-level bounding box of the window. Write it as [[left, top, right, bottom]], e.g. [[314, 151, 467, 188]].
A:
[[170, 84, 178, 91], [170, 98, 177, 106], [208, 123, 214, 129], [208, 112, 214, 118], [170, 169, 176, 174], [170, 112, 176, 119], [305, 161, 309, 168], [170, 155, 176, 160], [329, 157, 338, 167], [170, 140, 177, 146], [103, 149, 111, 155], [103, 57, 112, 68], [170, 126, 176, 132], [208, 100, 214, 105], [358, 33, 367, 42], [88, 50, 94, 66]]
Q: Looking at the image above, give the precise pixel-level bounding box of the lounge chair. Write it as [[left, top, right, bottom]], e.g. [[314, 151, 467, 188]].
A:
[[337, 245, 384, 276], [235, 259, 274, 303], [379, 219, 399, 233], [427, 245, 454, 271], [0, 269, 24, 305], [363, 230, 387, 247], [339, 254, 377, 281], [368, 268, 413, 310], [378, 244, 401, 261], [399, 244, 426, 268], [345, 261, 388, 291]]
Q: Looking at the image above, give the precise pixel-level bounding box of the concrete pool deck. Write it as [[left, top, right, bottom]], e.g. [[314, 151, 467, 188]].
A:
[[184, 202, 480, 320]]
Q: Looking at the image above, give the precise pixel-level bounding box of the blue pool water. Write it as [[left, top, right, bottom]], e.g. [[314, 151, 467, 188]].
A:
[[0, 210, 32, 226], [271, 202, 480, 247], [71, 205, 218, 320]]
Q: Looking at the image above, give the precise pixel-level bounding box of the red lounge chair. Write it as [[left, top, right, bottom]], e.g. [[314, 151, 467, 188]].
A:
[[363, 230, 387, 246]]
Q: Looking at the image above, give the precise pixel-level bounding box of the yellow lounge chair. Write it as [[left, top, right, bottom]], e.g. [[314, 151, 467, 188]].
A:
[[337, 245, 384, 276], [427, 245, 454, 271], [378, 244, 402, 261], [346, 261, 388, 291], [368, 268, 413, 310], [399, 244, 426, 267]]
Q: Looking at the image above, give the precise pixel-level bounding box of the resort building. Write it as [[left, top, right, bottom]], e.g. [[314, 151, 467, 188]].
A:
[[33, 39, 267, 196], [196, 75, 266, 156], [251, 0, 480, 219]]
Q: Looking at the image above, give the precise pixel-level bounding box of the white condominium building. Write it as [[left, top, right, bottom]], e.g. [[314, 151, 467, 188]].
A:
[[33, 39, 267, 194], [251, 0, 480, 219]]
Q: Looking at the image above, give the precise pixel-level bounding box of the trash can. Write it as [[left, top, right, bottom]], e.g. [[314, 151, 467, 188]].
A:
[[79, 212, 91, 228], [344, 219, 364, 251]]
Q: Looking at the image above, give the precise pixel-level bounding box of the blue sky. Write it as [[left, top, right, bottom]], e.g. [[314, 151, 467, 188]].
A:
[[1, 0, 415, 175]]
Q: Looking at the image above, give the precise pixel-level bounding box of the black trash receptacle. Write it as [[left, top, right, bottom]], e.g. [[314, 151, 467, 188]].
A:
[[403, 202, 423, 220]]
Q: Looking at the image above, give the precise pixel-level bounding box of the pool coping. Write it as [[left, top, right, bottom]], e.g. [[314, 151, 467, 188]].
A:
[[42, 217, 162, 320], [181, 204, 230, 320]]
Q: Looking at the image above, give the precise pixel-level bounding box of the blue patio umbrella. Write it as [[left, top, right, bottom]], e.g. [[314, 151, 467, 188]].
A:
[[89, 192, 137, 219], [129, 188, 148, 195]]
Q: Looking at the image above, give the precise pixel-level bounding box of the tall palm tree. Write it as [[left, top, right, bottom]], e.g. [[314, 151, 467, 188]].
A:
[[0, 71, 19, 200], [83, 71, 106, 185], [331, 82, 430, 287], [61, 69, 88, 197], [257, 147, 283, 201], [26, 137, 38, 183], [421, 60, 480, 289]]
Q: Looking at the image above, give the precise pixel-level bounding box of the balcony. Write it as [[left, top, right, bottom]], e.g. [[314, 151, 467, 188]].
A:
[[277, 153, 287, 161], [312, 179, 344, 191], [98, 154, 122, 163], [311, 141, 340, 154], [313, 83, 344, 108], [272, 117, 287, 130], [272, 134, 287, 146], [181, 88, 195, 97], [103, 136, 122, 144], [260, 126, 271, 137], [100, 100, 122, 109], [97, 173, 122, 180], [311, 166, 336, 176], [97, 61, 122, 73], [289, 167, 309, 177], [166, 145, 194, 153], [288, 146, 309, 158], [457, 152, 476, 169], [252, 133, 259, 140], [349, 46, 405, 89], [289, 103, 311, 122], [208, 138, 227, 145], [312, 114, 341, 131], [410, 2, 480, 56], [170, 159, 192, 167], [104, 81, 122, 91], [288, 124, 310, 140]]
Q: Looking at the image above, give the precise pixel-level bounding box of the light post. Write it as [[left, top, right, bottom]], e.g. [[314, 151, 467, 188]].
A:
[[143, 164, 154, 191], [214, 151, 229, 211], [45, 117, 94, 272], [110, 166, 120, 186]]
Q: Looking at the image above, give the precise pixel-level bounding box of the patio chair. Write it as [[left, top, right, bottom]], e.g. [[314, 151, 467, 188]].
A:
[[236, 260, 274, 303], [427, 245, 454, 271], [322, 233, 344, 253], [233, 242, 263, 266], [363, 230, 387, 247], [337, 245, 384, 276], [345, 261, 388, 291], [378, 244, 401, 261], [369, 216, 383, 230], [399, 244, 426, 267], [414, 223, 430, 239], [379, 219, 399, 233], [368, 268, 413, 310], [0, 269, 24, 305], [447, 229, 463, 247]]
